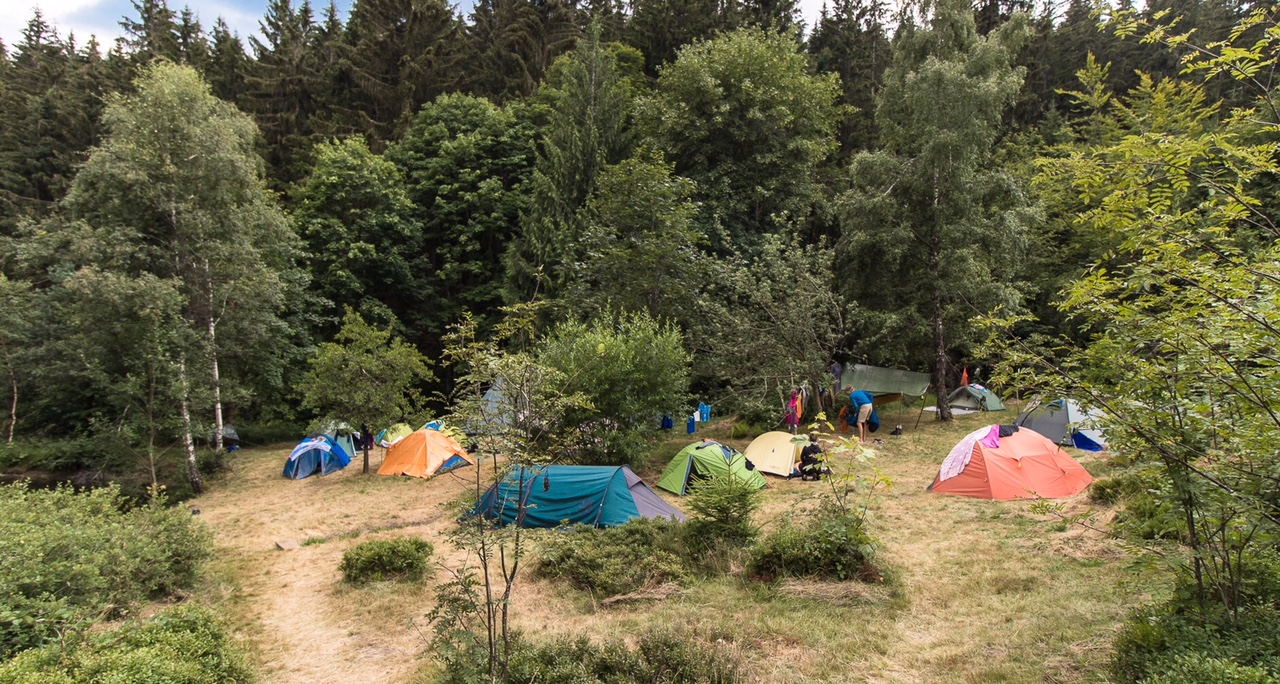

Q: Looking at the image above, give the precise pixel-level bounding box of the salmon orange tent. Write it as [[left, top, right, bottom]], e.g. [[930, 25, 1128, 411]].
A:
[[928, 426, 1092, 500], [377, 428, 474, 479]]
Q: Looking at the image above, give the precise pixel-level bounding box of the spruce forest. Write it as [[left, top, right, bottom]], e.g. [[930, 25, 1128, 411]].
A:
[[3, 0, 1280, 681]]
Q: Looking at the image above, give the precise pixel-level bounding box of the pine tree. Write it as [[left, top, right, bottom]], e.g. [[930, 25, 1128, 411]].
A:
[[808, 0, 890, 155], [623, 0, 723, 75], [205, 18, 250, 104], [247, 0, 322, 187], [175, 7, 209, 69], [120, 0, 181, 65], [504, 23, 632, 305], [462, 0, 584, 100]]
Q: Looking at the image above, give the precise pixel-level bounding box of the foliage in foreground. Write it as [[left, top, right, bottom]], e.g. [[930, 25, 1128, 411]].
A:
[[0, 606, 252, 684], [1113, 601, 1280, 684], [0, 483, 212, 658], [535, 518, 691, 597], [750, 501, 879, 582], [435, 629, 743, 684], [340, 536, 434, 584]]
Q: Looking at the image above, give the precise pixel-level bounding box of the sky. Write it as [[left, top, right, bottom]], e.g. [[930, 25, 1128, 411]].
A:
[[2, 0, 830, 51]]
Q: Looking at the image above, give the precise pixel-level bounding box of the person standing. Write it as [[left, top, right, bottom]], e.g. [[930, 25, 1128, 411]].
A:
[[848, 387, 877, 443]]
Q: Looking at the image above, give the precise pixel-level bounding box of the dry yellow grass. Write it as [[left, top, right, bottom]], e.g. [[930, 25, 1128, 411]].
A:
[[194, 409, 1165, 684]]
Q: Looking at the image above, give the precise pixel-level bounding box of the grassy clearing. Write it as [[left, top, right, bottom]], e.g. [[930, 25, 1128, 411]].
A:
[[193, 409, 1165, 683]]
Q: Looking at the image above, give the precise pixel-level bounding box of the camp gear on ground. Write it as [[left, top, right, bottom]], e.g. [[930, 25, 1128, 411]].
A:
[[282, 435, 351, 479], [473, 465, 685, 528], [928, 426, 1092, 500], [377, 428, 473, 478], [657, 440, 768, 495], [1016, 399, 1107, 451], [946, 384, 1006, 411], [743, 431, 805, 477]]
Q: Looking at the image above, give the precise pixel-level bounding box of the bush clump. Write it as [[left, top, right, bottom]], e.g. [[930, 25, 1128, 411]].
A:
[[340, 536, 434, 584], [685, 476, 761, 551], [0, 483, 212, 658], [750, 503, 879, 582], [1112, 602, 1280, 683], [437, 629, 743, 684], [536, 518, 690, 597], [0, 605, 252, 684]]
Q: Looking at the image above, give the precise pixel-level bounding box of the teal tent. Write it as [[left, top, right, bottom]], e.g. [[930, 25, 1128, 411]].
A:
[[656, 440, 767, 495], [947, 385, 1006, 411], [474, 465, 685, 528]]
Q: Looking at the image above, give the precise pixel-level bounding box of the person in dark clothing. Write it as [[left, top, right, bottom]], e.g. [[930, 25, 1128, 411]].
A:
[[799, 433, 825, 481]]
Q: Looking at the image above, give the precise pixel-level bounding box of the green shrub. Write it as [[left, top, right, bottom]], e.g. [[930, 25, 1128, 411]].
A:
[[1113, 603, 1280, 683], [0, 483, 212, 658], [686, 476, 761, 551], [1142, 654, 1276, 684], [536, 519, 690, 597], [750, 503, 879, 582], [340, 536, 433, 584], [0, 606, 252, 684], [437, 629, 743, 684]]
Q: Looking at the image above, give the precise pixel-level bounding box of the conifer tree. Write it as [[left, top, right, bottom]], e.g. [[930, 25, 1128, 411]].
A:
[[247, 0, 322, 187], [205, 18, 250, 104], [462, 0, 583, 100], [121, 0, 182, 65], [808, 0, 890, 154]]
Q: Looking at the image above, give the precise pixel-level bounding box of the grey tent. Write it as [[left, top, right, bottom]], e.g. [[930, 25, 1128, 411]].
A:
[[470, 377, 515, 436], [1017, 398, 1107, 451], [947, 385, 1006, 411], [840, 364, 931, 404]]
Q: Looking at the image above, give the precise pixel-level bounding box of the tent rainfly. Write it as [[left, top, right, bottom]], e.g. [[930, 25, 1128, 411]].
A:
[[656, 440, 767, 495], [1016, 399, 1107, 452], [376, 423, 413, 448], [378, 428, 474, 478], [743, 431, 805, 477], [928, 426, 1092, 500], [947, 385, 1006, 411], [474, 465, 686, 528]]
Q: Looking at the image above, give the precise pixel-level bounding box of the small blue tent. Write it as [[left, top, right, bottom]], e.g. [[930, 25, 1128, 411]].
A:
[[283, 435, 351, 479], [473, 465, 686, 529]]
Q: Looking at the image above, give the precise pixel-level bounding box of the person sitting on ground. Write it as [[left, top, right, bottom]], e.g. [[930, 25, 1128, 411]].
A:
[[799, 433, 825, 481]]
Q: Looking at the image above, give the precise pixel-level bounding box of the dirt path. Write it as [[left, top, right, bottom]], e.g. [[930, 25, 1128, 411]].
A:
[[195, 446, 491, 684]]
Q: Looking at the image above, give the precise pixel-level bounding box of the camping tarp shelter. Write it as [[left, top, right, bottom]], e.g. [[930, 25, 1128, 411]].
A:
[[378, 428, 474, 478], [474, 465, 686, 528], [657, 440, 768, 495], [840, 364, 932, 405], [1017, 399, 1107, 451], [743, 431, 805, 477], [283, 435, 351, 479], [928, 426, 1092, 500], [376, 423, 413, 448], [947, 385, 1006, 411]]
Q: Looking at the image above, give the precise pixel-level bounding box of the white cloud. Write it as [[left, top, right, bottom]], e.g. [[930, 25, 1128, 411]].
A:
[[2, 0, 120, 48]]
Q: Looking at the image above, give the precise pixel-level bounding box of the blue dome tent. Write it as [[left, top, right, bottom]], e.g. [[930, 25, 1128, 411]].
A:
[[282, 435, 351, 479]]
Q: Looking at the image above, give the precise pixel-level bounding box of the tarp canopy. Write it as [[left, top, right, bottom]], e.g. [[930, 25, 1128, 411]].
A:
[[474, 465, 686, 528], [1017, 399, 1107, 451], [656, 440, 767, 495], [947, 385, 1006, 411], [840, 364, 932, 404], [928, 426, 1092, 500], [378, 428, 474, 478], [282, 435, 351, 479], [743, 431, 805, 477]]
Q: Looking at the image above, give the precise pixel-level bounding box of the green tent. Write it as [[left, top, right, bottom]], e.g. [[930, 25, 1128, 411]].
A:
[[656, 440, 767, 495], [947, 385, 1006, 411]]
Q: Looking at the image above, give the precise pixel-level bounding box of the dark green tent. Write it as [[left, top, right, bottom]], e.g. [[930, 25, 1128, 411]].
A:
[[656, 440, 767, 495]]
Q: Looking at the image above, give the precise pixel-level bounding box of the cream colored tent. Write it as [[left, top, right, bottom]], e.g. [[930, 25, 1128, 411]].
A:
[[743, 431, 803, 477]]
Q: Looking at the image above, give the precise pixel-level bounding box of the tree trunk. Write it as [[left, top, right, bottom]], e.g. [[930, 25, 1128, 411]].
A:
[[363, 445, 370, 474], [206, 270, 224, 452], [930, 171, 952, 422], [2, 340, 16, 443], [179, 360, 204, 494]]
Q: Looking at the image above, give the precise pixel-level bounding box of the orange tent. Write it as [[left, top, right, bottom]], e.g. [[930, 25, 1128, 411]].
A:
[[377, 428, 474, 479], [928, 427, 1092, 500]]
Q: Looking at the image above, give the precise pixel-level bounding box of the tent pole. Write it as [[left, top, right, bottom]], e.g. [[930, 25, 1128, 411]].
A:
[[915, 388, 930, 429]]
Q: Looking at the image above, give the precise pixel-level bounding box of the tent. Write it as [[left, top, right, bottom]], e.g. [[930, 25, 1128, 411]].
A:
[[947, 385, 1006, 411], [378, 428, 474, 478], [840, 364, 932, 405], [282, 435, 351, 479], [743, 431, 805, 477], [1017, 399, 1108, 451], [656, 440, 767, 495], [928, 426, 1092, 500], [376, 423, 413, 448], [319, 421, 358, 462], [474, 465, 686, 528]]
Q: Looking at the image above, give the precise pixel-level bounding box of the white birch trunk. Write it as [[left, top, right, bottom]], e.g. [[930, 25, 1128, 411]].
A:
[[179, 359, 203, 494]]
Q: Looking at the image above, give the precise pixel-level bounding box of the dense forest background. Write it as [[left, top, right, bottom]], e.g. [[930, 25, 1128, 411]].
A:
[[0, 0, 1264, 476]]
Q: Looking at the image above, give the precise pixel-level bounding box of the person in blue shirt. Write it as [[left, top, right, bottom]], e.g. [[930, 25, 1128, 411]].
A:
[[847, 387, 878, 443]]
